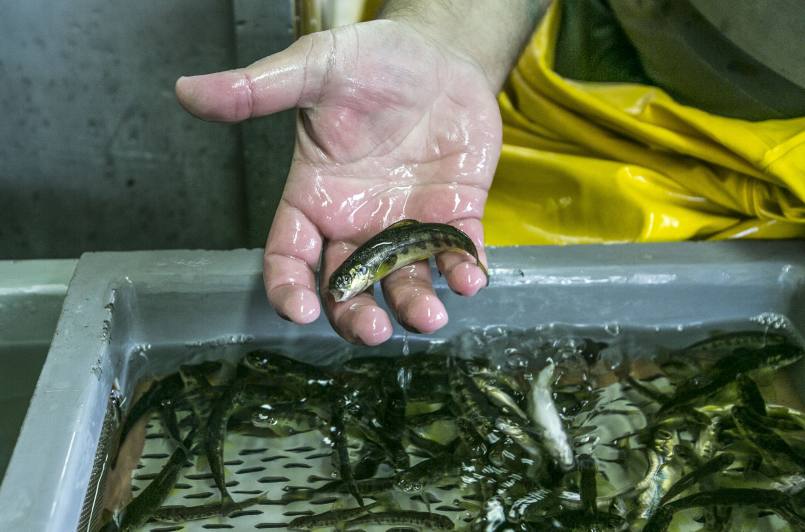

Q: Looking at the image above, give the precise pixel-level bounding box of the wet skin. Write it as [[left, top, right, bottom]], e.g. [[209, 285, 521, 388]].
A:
[[175, 19, 499, 345]]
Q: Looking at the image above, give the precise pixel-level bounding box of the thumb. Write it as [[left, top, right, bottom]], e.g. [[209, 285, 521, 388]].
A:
[[175, 32, 331, 122]]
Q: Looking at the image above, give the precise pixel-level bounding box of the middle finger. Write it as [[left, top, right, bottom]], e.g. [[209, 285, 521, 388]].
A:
[[381, 260, 448, 334]]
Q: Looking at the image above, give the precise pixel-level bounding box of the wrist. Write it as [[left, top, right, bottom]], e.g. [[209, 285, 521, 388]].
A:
[[380, 0, 546, 91]]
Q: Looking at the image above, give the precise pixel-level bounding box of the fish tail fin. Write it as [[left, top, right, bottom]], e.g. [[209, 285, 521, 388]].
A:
[[220, 491, 234, 509], [476, 258, 490, 286]]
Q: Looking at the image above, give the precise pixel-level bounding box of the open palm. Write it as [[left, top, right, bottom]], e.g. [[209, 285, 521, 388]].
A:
[[176, 20, 500, 345]]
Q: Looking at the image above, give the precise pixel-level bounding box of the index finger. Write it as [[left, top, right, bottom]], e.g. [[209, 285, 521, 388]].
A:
[[320, 241, 393, 346]]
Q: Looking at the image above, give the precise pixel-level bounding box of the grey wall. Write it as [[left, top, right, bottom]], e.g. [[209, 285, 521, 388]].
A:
[[0, 0, 295, 259]]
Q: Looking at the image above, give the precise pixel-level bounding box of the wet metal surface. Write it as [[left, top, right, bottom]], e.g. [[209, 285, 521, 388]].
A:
[[0, 1, 294, 258]]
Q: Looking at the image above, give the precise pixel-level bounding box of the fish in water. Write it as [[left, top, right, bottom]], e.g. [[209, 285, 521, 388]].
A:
[[328, 219, 488, 302], [345, 510, 455, 530], [119, 429, 197, 531], [152, 492, 267, 523], [288, 502, 376, 530], [204, 376, 280, 504]]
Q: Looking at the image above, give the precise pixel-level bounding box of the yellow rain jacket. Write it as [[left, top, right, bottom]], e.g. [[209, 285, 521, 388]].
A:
[[485, 1, 805, 245]]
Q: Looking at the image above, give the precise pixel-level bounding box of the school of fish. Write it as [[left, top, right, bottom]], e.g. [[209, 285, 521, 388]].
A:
[[105, 330, 805, 531]]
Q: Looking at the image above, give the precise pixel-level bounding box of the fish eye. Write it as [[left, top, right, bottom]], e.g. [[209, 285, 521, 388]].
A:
[[356, 265, 368, 276]]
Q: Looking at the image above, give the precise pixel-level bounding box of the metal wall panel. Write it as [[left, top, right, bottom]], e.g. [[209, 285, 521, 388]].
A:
[[0, 0, 296, 258]]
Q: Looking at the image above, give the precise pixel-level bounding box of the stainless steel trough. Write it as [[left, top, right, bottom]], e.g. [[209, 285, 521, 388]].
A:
[[0, 242, 802, 531]]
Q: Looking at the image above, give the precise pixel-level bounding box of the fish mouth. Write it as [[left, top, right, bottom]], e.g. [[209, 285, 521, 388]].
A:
[[330, 288, 348, 303]]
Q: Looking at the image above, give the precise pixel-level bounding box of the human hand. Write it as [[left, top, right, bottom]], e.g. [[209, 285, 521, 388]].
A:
[[175, 19, 503, 345]]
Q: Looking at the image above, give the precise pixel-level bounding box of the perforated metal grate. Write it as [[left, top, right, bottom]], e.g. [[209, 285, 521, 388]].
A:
[[130, 409, 475, 531]]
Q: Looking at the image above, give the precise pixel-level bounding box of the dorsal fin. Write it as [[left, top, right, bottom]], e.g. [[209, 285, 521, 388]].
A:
[[385, 219, 420, 230]]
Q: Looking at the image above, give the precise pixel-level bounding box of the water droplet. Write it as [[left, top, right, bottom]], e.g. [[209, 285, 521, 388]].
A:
[[604, 322, 621, 336]]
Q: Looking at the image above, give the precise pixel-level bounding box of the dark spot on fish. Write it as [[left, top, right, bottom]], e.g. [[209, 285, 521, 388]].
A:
[[184, 492, 214, 499], [258, 476, 290, 483], [239, 447, 268, 456], [417, 241, 428, 250], [235, 465, 266, 474]]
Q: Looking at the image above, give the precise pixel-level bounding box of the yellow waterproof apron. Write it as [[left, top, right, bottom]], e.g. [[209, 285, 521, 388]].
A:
[[485, 1, 805, 245]]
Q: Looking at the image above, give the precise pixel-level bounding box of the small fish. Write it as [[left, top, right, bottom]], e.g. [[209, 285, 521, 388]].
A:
[[328, 219, 488, 302], [204, 377, 278, 503], [157, 399, 185, 450], [406, 428, 453, 457], [119, 429, 197, 531], [731, 404, 805, 469], [352, 442, 386, 480], [118, 373, 184, 448], [179, 360, 223, 389], [660, 452, 734, 504], [625, 375, 668, 403], [493, 417, 543, 460], [529, 362, 574, 471], [472, 374, 529, 422], [535, 509, 625, 530], [243, 349, 330, 381], [577, 453, 598, 515], [448, 360, 498, 445], [656, 343, 802, 417], [635, 431, 677, 520], [641, 506, 674, 532], [152, 492, 267, 522], [668, 488, 789, 508], [678, 331, 787, 358], [508, 488, 558, 522], [713, 343, 803, 375], [281, 477, 396, 502], [345, 510, 455, 530], [395, 451, 459, 492], [735, 374, 766, 416], [288, 503, 376, 530], [331, 399, 363, 507], [251, 405, 324, 435]]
